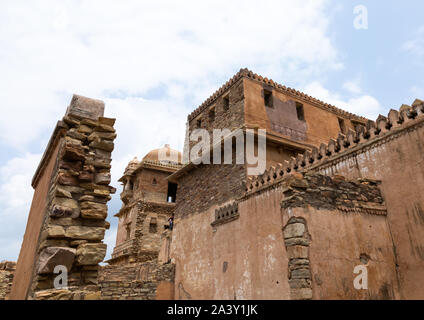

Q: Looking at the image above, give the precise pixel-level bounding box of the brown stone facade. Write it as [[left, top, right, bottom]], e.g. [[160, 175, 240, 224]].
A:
[[99, 261, 175, 300], [9, 95, 116, 300], [0, 261, 16, 300]]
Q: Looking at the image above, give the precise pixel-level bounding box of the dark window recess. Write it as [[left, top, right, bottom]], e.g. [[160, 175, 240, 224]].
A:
[[196, 119, 202, 128], [149, 218, 157, 233], [223, 96, 230, 111], [264, 90, 273, 108], [167, 182, 178, 203], [125, 224, 131, 240], [152, 178, 157, 185], [338, 118, 347, 134], [209, 108, 215, 122], [296, 102, 305, 121], [129, 180, 134, 190]]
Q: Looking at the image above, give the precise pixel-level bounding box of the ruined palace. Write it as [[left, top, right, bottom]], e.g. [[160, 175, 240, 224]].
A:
[[3, 68, 424, 300]]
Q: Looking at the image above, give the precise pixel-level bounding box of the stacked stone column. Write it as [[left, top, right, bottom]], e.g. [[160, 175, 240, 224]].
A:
[[29, 103, 117, 300]]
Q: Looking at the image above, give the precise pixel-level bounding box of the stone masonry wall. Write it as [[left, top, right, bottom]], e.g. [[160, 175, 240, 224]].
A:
[[31, 112, 117, 299], [187, 77, 245, 153], [175, 162, 246, 217], [0, 261, 16, 300], [132, 201, 174, 262], [99, 261, 175, 300], [11, 95, 117, 300]]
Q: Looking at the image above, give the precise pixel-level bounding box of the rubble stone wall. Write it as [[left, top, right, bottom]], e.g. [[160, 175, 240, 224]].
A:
[[10, 95, 116, 300], [0, 261, 16, 300], [174, 162, 246, 218], [99, 261, 175, 300]]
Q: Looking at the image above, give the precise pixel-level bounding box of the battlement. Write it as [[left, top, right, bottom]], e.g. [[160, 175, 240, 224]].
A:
[[246, 99, 424, 194]]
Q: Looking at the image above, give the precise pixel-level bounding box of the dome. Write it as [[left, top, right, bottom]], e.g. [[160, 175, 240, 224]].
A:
[[142, 144, 182, 164]]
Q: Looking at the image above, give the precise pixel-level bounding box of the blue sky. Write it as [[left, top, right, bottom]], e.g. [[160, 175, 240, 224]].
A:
[[0, 0, 423, 262]]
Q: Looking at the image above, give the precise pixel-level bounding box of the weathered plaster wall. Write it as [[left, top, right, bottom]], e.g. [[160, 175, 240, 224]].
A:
[[314, 123, 424, 299], [243, 78, 358, 147], [282, 207, 399, 299], [9, 134, 62, 300], [171, 187, 289, 300]]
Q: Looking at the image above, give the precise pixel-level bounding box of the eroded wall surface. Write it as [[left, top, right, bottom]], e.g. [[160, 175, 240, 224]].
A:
[[171, 186, 289, 300], [171, 172, 399, 299], [312, 114, 424, 299]]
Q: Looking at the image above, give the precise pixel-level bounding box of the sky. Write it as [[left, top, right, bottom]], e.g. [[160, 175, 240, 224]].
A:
[[0, 0, 423, 262]]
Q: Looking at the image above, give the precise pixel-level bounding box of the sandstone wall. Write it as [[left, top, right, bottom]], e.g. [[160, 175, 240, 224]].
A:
[[171, 182, 288, 300], [171, 172, 399, 300], [0, 261, 16, 300], [279, 174, 399, 300], [174, 162, 246, 218], [99, 261, 175, 300], [246, 100, 424, 299], [10, 95, 116, 300], [187, 76, 245, 153]]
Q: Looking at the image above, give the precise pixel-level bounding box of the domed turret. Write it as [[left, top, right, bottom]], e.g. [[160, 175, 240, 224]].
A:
[[142, 144, 181, 165]]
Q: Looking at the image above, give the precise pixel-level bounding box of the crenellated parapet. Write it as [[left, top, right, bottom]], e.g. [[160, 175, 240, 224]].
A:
[[245, 99, 424, 195]]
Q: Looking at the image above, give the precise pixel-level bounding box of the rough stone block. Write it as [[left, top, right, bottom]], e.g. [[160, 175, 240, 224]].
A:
[[95, 172, 111, 185], [76, 243, 107, 265], [287, 245, 309, 259], [283, 223, 305, 239], [80, 209, 107, 220], [66, 94, 104, 121], [45, 225, 66, 238], [290, 288, 313, 300], [291, 268, 311, 279], [65, 226, 105, 241], [89, 139, 114, 152], [37, 247, 76, 274]]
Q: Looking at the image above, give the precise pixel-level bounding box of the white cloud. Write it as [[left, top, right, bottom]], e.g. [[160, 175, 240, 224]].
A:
[[0, 153, 41, 260], [403, 25, 424, 58], [303, 81, 383, 120], [0, 0, 345, 261], [0, 0, 339, 150], [343, 80, 362, 94]]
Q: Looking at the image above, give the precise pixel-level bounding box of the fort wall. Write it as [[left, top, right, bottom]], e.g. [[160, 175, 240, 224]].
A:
[[246, 99, 424, 299]]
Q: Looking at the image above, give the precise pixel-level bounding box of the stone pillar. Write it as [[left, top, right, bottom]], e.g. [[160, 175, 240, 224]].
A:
[[10, 94, 116, 300], [282, 217, 312, 300]]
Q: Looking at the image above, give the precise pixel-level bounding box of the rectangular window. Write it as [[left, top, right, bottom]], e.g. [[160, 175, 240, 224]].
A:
[[223, 96, 230, 111], [296, 102, 305, 121], [167, 182, 178, 203], [264, 89, 273, 108], [209, 108, 215, 122], [196, 119, 202, 128], [149, 218, 157, 233]]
